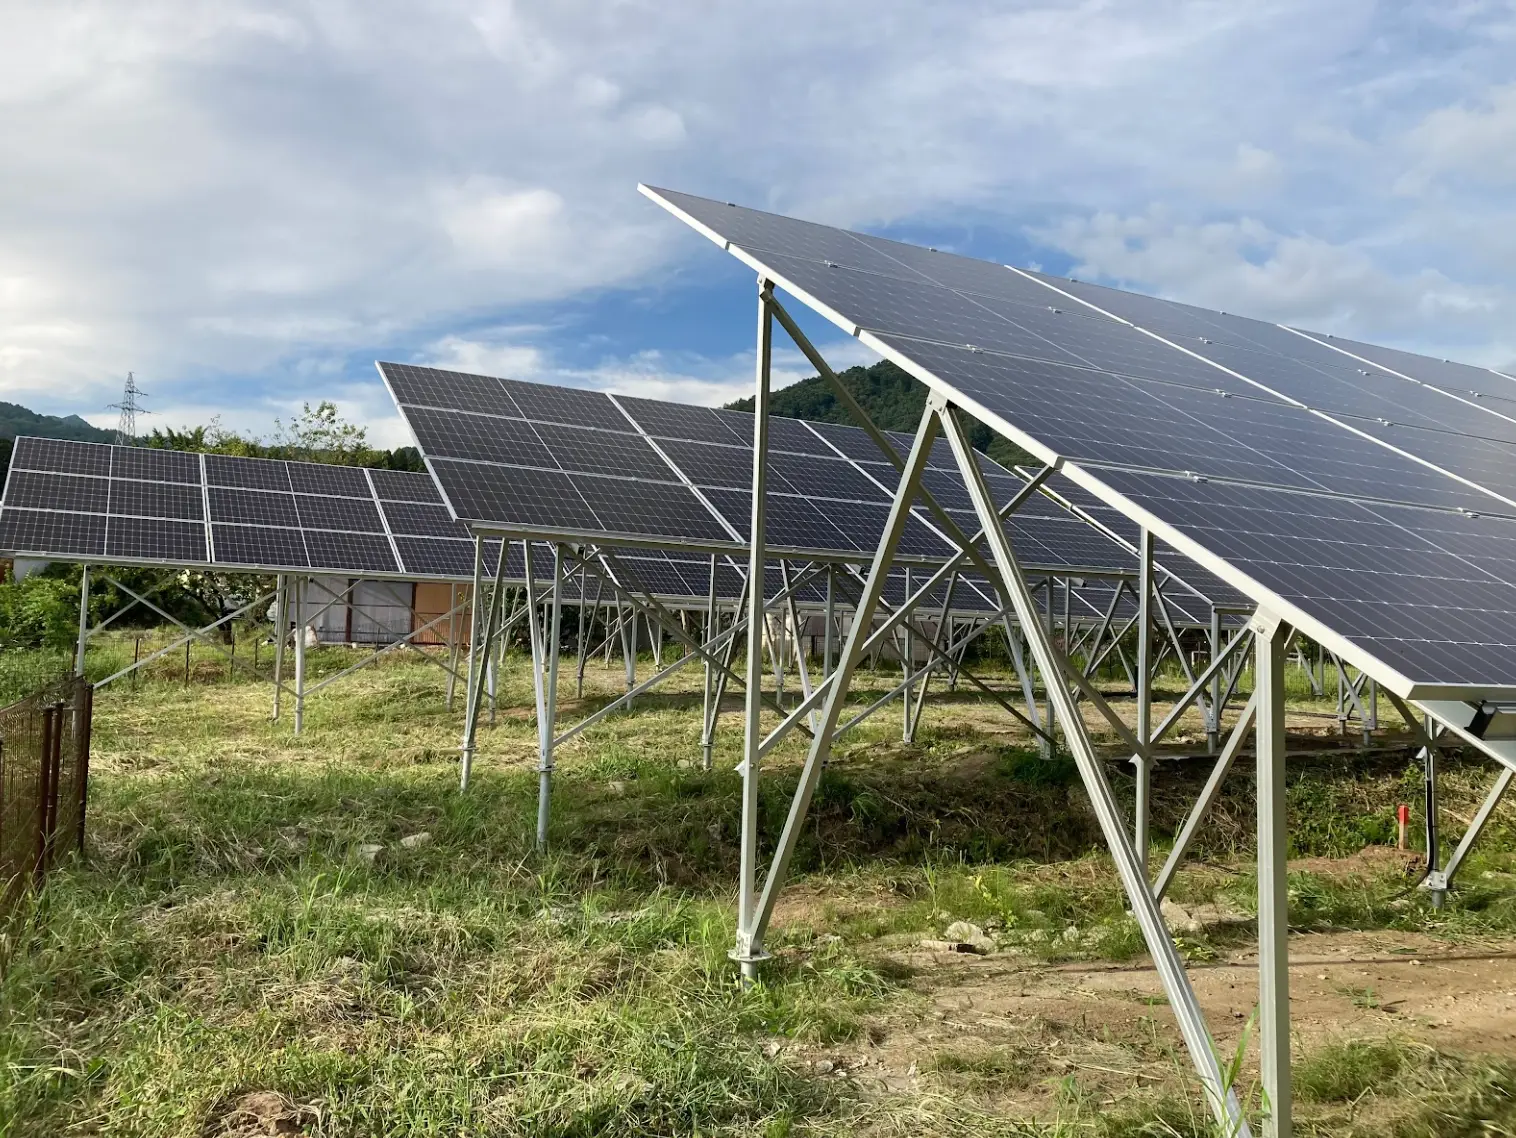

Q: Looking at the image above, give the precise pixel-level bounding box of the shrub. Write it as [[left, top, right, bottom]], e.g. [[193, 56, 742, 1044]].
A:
[[0, 574, 78, 650]]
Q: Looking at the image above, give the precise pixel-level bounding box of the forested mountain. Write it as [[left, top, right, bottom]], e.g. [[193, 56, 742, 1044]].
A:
[[0, 401, 114, 444], [0, 403, 117, 498], [726, 358, 1035, 471]]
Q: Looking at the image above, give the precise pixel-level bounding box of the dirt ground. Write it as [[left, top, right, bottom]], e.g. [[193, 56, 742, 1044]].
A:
[[767, 846, 1516, 1117], [790, 928, 1516, 1113]]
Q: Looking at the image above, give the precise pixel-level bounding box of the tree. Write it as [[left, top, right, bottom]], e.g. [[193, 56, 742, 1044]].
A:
[[271, 401, 379, 465], [143, 405, 422, 471]]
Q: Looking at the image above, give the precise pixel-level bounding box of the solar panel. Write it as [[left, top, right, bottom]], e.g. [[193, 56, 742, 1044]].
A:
[[384, 363, 522, 417], [0, 417, 1228, 626], [533, 422, 678, 481], [611, 553, 697, 599], [382, 500, 465, 538], [13, 437, 110, 477], [287, 462, 372, 497], [107, 518, 207, 562], [653, 439, 755, 491], [613, 394, 750, 445], [0, 438, 479, 585], [501, 376, 631, 432], [376, 363, 1253, 618], [6, 471, 107, 513], [110, 446, 199, 484], [106, 478, 203, 521], [802, 420, 898, 463], [368, 468, 445, 504], [394, 537, 476, 578], [643, 185, 1516, 691], [1298, 331, 1516, 405], [697, 488, 835, 551], [427, 459, 604, 532], [0, 508, 104, 556], [293, 494, 384, 533], [770, 452, 885, 502], [205, 454, 291, 492], [381, 362, 749, 547], [573, 474, 734, 542], [379, 361, 1158, 580], [303, 530, 399, 574], [209, 487, 299, 528], [1025, 272, 1516, 504], [212, 524, 309, 568], [1095, 469, 1516, 682], [406, 407, 556, 468]]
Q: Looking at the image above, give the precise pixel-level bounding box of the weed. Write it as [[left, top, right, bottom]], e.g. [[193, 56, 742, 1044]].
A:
[[928, 1047, 1039, 1092], [1293, 1037, 1410, 1103]]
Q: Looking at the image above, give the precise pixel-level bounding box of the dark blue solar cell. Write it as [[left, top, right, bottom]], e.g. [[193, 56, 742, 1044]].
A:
[[380, 362, 521, 417], [0, 508, 105, 556], [11, 437, 112, 478], [107, 518, 207, 563]]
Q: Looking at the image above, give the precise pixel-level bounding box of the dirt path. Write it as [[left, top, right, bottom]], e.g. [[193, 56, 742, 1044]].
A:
[[807, 929, 1516, 1110]]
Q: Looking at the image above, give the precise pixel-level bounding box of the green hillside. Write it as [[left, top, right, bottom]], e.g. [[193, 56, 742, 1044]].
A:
[[0, 401, 114, 444], [726, 358, 1035, 470], [0, 403, 116, 498]]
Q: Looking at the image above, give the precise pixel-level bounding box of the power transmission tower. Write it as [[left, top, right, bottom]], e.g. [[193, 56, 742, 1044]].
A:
[[107, 372, 149, 444]]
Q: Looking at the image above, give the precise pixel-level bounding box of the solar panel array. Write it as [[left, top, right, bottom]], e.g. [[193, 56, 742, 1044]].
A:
[[0, 437, 496, 580], [379, 361, 1169, 579], [0, 438, 998, 614], [0, 389, 1244, 625], [643, 185, 1516, 693]]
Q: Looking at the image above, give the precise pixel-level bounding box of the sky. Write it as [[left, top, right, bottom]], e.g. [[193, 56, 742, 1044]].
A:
[[3, 1, 1515, 448]]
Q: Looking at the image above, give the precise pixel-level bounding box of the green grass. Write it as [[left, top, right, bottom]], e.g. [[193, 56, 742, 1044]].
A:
[[0, 640, 1514, 1136], [928, 1047, 1039, 1092], [1294, 1038, 1409, 1102]]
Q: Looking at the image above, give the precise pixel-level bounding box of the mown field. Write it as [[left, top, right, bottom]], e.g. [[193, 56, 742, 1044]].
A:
[[4, 635, 1516, 1136]]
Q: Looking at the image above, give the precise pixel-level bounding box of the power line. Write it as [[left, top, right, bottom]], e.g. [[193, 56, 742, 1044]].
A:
[[106, 372, 150, 444]]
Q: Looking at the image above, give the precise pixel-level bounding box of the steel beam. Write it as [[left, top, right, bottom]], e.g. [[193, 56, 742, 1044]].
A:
[[1445, 768, 1515, 887], [741, 403, 937, 963], [93, 587, 274, 692], [1424, 711, 1443, 907], [1148, 627, 1254, 749], [535, 543, 566, 851], [943, 402, 1248, 1138], [293, 577, 307, 735], [1135, 528, 1154, 870], [74, 564, 91, 676], [1153, 691, 1258, 901], [902, 566, 916, 742], [458, 540, 510, 790], [736, 277, 775, 982], [1208, 607, 1222, 751], [1253, 610, 1293, 1138], [271, 573, 287, 720], [702, 553, 719, 768]]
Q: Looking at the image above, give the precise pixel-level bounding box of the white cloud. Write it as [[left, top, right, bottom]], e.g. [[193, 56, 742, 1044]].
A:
[[625, 105, 686, 146], [424, 331, 549, 379], [440, 183, 569, 267], [1399, 82, 1516, 193], [0, 0, 1514, 431], [1041, 207, 1516, 364]]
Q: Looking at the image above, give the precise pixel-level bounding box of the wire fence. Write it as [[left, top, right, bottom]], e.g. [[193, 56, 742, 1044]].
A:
[[0, 673, 92, 918]]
